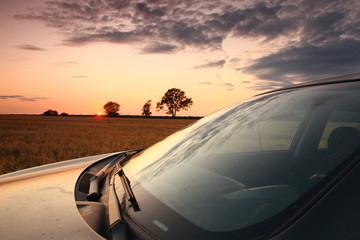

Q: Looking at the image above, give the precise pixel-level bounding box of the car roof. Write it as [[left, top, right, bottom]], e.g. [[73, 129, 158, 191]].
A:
[[256, 73, 360, 96]]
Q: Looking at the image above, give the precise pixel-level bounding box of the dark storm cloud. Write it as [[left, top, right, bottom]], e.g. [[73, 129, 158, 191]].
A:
[[244, 39, 360, 83], [17, 0, 302, 49], [194, 59, 226, 69], [242, 0, 360, 87], [14, 0, 360, 89], [0, 95, 50, 101], [15, 44, 45, 51], [135, 2, 166, 19], [206, 2, 301, 40]]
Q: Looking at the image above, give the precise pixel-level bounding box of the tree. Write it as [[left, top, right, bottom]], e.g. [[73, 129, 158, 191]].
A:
[[103, 101, 120, 117], [42, 109, 58, 116], [141, 100, 152, 117], [60, 112, 69, 116], [156, 88, 193, 118]]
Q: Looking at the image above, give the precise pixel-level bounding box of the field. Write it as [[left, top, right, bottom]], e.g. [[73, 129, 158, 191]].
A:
[[0, 115, 197, 175]]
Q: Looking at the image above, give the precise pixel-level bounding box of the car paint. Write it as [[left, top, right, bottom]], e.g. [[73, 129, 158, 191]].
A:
[[0, 153, 118, 240]]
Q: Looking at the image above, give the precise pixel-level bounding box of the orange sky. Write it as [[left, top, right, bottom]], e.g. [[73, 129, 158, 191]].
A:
[[1, 0, 359, 116]]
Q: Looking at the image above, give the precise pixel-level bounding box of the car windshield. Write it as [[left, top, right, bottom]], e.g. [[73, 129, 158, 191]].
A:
[[123, 81, 360, 234]]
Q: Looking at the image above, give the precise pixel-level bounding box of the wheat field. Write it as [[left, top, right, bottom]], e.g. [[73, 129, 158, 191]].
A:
[[0, 115, 197, 175]]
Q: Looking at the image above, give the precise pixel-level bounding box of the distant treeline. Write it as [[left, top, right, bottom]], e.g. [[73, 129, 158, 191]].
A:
[[55, 114, 202, 120], [114, 115, 202, 120], [3, 113, 202, 120]]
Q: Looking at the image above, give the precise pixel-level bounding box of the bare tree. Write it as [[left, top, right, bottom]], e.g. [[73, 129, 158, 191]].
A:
[[156, 88, 193, 118]]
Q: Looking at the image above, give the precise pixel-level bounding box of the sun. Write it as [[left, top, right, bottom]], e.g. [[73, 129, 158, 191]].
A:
[[96, 112, 102, 116]]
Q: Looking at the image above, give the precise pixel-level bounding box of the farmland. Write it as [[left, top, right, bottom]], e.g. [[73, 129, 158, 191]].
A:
[[0, 115, 197, 175]]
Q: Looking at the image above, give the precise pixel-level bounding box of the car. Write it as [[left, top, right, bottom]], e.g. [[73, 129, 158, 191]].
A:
[[1, 73, 360, 240]]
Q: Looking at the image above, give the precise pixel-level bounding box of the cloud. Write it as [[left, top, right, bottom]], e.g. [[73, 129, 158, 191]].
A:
[[221, 83, 235, 91], [17, 0, 304, 50], [199, 82, 212, 85], [141, 42, 181, 54], [72, 75, 89, 78], [199, 81, 234, 91], [229, 57, 241, 64], [15, 44, 45, 51], [244, 39, 360, 84], [0, 95, 24, 99], [56, 61, 79, 67], [250, 81, 294, 91], [0, 95, 50, 101], [240, 0, 360, 87], [194, 59, 226, 69], [14, 0, 360, 88], [20, 97, 50, 102]]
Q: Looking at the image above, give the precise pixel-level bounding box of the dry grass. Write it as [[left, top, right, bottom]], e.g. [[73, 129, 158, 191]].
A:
[[0, 115, 197, 174]]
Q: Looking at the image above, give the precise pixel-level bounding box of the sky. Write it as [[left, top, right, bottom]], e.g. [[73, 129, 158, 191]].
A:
[[0, 0, 359, 116]]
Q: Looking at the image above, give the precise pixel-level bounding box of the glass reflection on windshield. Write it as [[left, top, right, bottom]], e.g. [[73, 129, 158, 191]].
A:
[[124, 83, 360, 232]]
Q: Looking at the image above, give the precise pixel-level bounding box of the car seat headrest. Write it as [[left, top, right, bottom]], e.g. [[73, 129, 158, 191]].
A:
[[328, 126, 359, 151]]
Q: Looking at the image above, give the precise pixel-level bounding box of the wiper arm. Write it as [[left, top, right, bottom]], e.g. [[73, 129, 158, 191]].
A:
[[116, 162, 141, 211], [87, 153, 124, 201], [87, 149, 144, 201], [108, 161, 141, 240]]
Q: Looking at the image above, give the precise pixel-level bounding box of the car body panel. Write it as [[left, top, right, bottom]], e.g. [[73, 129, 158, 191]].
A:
[[0, 153, 118, 240]]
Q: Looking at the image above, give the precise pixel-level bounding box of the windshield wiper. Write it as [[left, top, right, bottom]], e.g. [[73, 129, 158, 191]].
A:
[[108, 172, 128, 240], [108, 161, 141, 240], [87, 153, 124, 201], [116, 162, 141, 211], [87, 149, 144, 202]]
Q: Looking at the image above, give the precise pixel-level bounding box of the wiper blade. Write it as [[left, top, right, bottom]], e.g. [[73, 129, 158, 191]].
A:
[[108, 158, 142, 239], [116, 162, 141, 211]]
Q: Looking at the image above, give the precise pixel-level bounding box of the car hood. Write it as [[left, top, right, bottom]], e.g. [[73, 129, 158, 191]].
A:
[[0, 153, 118, 240]]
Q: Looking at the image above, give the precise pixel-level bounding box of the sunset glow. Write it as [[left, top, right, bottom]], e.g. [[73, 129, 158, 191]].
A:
[[0, 0, 359, 116]]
